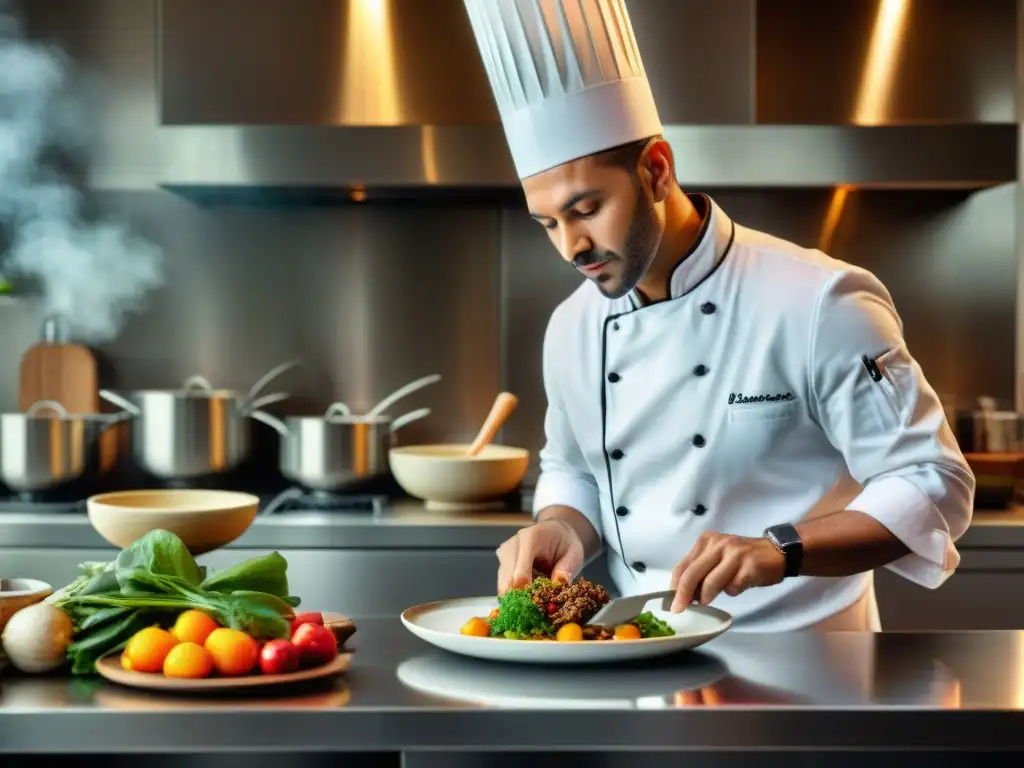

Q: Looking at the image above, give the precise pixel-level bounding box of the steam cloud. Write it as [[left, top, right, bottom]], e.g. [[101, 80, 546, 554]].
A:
[[0, 1, 162, 344]]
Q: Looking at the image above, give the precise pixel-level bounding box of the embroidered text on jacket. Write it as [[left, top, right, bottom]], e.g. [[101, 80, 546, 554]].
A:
[[728, 392, 795, 405]]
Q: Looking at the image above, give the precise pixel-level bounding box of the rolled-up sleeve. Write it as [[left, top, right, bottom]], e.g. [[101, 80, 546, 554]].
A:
[[809, 268, 975, 588], [531, 320, 603, 538]]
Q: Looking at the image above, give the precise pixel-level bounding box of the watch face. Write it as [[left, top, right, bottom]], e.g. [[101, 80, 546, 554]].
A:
[[768, 525, 800, 549]]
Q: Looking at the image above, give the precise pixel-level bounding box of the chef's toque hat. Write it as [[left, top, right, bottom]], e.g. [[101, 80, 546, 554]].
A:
[[463, 0, 663, 180]]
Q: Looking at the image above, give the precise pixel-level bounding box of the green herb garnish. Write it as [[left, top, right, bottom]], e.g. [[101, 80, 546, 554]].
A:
[[633, 611, 675, 638], [488, 586, 552, 638]]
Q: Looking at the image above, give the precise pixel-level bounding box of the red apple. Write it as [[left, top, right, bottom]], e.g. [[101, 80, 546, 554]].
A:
[[259, 639, 300, 675], [291, 622, 337, 667]]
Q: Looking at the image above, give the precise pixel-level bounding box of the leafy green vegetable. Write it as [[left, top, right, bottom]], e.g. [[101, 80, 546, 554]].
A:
[[54, 529, 300, 675], [633, 611, 675, 638], [200, 552, 290, 600], [488, 587, 551, 638], [115, 529, 206, 589]]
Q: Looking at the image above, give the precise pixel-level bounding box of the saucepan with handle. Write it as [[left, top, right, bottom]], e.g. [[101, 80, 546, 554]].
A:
[[0, 400, 132, 494], [97, 359, 301, 482], [250, 373, 442, 491]]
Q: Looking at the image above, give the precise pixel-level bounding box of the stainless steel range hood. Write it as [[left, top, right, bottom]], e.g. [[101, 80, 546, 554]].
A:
[[155, 0, 1018, 201]]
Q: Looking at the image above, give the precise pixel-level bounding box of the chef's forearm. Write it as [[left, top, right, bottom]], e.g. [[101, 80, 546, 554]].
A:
[[793, 509, 910, 577], [536, 505, 602, 561]]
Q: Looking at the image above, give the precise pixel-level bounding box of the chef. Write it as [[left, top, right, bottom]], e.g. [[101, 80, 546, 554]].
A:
[[462, 0, 975, 631]]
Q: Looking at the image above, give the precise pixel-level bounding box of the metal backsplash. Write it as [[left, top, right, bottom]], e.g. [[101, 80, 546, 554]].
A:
[[0, 0, 1017, 489], [0, 185, 1015, 487]]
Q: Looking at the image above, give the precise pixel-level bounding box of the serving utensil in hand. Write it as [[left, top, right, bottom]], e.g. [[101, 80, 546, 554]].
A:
[[465, 392, 518, 457], [586, 590, 675, 627]]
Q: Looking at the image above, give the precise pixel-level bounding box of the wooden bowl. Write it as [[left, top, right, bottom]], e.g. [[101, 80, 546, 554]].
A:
[[0, 578, 53, 634], [389, 444, 529, 511], [87, 489, 259, 554]]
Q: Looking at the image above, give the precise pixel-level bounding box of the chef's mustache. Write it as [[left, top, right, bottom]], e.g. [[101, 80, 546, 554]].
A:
[[573, 249, 620, 269]]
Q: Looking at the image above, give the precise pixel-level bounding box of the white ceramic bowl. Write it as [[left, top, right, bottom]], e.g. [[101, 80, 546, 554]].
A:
[[389, 444, 530, 511], [0, 578, 53, 634], [87, 489, 259, 554]]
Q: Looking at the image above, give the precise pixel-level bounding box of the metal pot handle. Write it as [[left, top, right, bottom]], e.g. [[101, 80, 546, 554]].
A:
[[247, 359, 303, 401], [99, 390, 142, 417], [246, 391, 290, 413], [25, 400, 69, 418], [250, 410, 290, 436], [324, 402, 351, 421], [390, 407, 431, 433], [182, 375, 214, 393], [364, 373, 442, 420]]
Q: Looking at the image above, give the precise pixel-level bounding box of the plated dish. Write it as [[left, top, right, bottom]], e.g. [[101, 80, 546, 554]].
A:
[[401, 576, 732, 665], [460, 576, 674, 641]]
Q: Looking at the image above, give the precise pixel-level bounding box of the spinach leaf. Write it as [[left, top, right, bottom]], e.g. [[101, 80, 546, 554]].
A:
[[200, 551, 291, 599], [219, 591, 294, 638], [115, 529, 205, 589]]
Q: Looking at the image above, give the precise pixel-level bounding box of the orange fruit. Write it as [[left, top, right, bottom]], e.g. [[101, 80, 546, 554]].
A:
[[171, 610, 219, 645], [122, 626, 179, 673], [555, 623, 583, 642], [204, 627, 259, 676], [614, 624, 642, 640], [459, 617, 491, 637], [163, 642, 215, 679]]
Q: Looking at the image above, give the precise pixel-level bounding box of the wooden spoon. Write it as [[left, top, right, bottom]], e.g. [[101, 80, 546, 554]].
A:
[[466, 392, 519, 457]]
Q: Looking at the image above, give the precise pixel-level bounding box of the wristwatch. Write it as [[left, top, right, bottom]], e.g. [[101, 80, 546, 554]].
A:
[[763, 523, 803, 578]]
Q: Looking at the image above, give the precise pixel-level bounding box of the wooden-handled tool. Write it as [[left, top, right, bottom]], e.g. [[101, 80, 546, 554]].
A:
[[465, 392, 519, 457]]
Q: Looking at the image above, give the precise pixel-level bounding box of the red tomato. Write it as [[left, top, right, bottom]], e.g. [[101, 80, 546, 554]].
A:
[[259, 639, 300, 675], [291, 622, 337, 667], [289, 611, 324, 636]]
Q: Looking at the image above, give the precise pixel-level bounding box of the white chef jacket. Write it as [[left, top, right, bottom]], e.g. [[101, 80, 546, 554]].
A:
[[531, 193, 976, 632]]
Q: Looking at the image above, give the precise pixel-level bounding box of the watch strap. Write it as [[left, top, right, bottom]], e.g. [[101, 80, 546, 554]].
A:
[[764, 523, 803, 578]]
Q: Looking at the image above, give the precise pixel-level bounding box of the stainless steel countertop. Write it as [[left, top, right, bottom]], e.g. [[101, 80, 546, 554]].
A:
[[0, 497, 532, 550], [1, 498, 1022, 551], [1, 622, 1022, 753]]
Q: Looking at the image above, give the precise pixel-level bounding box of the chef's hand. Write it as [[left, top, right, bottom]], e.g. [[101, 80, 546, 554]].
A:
[[669, 531, 785, 612], [496, 519, 584, 595]]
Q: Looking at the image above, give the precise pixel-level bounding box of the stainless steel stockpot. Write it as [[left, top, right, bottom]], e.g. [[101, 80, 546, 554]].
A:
[[0, 400, 129, 493], [99, 360, 300, 482], [252, 405, 431, 491]]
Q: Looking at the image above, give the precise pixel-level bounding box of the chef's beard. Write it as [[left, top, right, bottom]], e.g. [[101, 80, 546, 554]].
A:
[[573, 183, 661, 300]]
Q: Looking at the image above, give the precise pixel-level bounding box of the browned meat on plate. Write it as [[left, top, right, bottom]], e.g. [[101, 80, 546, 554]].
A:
[[531, 578, 611, 627]]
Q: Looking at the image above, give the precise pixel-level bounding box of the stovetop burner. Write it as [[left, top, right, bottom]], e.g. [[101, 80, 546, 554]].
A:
[[259, 487, 388, 516]]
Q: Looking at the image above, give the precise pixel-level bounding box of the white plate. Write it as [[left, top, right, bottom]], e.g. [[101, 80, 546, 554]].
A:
[[397, 650, 729, 708], [400, 596, 732, 665]]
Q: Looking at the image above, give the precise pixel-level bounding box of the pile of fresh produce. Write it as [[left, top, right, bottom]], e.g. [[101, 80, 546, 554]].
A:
[[460, 576, 676, 642], [116, 609, 342, 679], [0, 529, 351, 678]]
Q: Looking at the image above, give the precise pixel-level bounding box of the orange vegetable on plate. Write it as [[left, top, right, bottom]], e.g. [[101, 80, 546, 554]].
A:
[[163, 642, 214, 679], [614, 624, 642, 640], [556, 623, 583, 642], [121, 626, 178, 673], [460, 617, 491, 637], [204, 627, 259, 676], [171, 609, 219, 645]]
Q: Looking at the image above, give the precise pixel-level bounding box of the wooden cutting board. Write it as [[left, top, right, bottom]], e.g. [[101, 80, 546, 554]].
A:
[[18, 339, 99, 414]]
